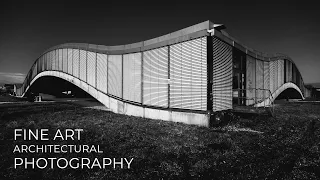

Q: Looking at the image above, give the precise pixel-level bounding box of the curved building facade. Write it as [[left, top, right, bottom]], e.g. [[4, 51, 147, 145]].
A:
[[16, 20, 308, 126]]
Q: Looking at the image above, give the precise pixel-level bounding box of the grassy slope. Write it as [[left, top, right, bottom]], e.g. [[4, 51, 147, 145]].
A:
[[0, 100, 319, 180]]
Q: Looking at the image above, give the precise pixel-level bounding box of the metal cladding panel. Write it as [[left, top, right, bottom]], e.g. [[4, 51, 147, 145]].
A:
[[97, 53, 108, 93], [79, 50, 87, 82], [87, 51, 96, 87], [263, 61, 270, 99], [278, 60, 284, 88], [63, 49, 68, 73], [58, 49, 63, 71], [212, 37, 233, 112], [246, 55, 255, 105], [169, 37, 207, 110], [108, 55, 122, 98], [72, 49, 80, 78], [144, 47, 168, 107], [67, 49, 73, 74], [256, 59, 264, 101], [123, 53, 142, 103]]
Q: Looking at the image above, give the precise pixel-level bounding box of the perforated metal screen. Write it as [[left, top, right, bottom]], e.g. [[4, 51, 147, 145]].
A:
[[42, 55, 45, 71], [108, 55, 122, 98], [67, 49, 73, 75], [79, 50, 87, 82], [59, 49, 63, 71], [169, 37, 207, 110], [212, 37, 233, 111], [169, 43, 182, 108], [123, 53, 142, 103], [47, 51, 52, 70], [52, 50, 57, 70], [256, 59, 264, 100], [144, 47, 168, 107], [263, 61, 270, 99], [269, 61, 278, 93], [96, 53, 108, 93], [72, 49, 80, 78], [286, 60, 292, 82], [63, 49, 68, 73], [32, 63, 37, 79], [87, 51, 96, 87], [246, 55, 255, 105]]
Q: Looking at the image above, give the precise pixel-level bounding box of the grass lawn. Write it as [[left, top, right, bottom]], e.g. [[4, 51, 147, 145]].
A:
[[0, 96, 319, 179]]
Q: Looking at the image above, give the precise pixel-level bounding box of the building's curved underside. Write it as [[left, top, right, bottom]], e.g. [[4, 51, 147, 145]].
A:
[[16, 20, 310, 126]]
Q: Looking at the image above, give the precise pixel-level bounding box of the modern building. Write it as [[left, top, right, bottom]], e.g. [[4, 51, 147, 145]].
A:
[[15, 20, 309, 126]]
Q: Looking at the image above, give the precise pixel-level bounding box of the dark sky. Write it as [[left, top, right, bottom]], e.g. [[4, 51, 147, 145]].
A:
[[0, 1, 319, 84]]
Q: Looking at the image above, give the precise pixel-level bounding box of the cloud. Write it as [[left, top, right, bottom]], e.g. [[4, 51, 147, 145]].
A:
[[0, 72, 25, 84]]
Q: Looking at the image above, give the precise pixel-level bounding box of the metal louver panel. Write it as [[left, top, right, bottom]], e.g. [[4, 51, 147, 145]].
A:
[[143, 47, 168, 107], [63, 49, 68, 73], [246, 55, 255, 105], [67, 49, 73, 74], [79, 50, 87, 82], [278, 60, 284, 87], [58, 49, 63, 71], [97, 53, 108, 93], [72, 49, 80, 78], [263, 61, 270, 99], [108, 55, 122, 98], [256, 59, 264, 101], [123, 52, 142, 103], [212, 37, 233, 112], [87, 51, 96, 87]]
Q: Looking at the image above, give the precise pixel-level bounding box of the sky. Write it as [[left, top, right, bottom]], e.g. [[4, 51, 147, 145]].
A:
[[0, 1, 319, 85]]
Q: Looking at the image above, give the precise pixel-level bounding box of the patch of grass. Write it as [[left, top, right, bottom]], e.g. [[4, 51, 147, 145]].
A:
[[0, 102, 319, 179]]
